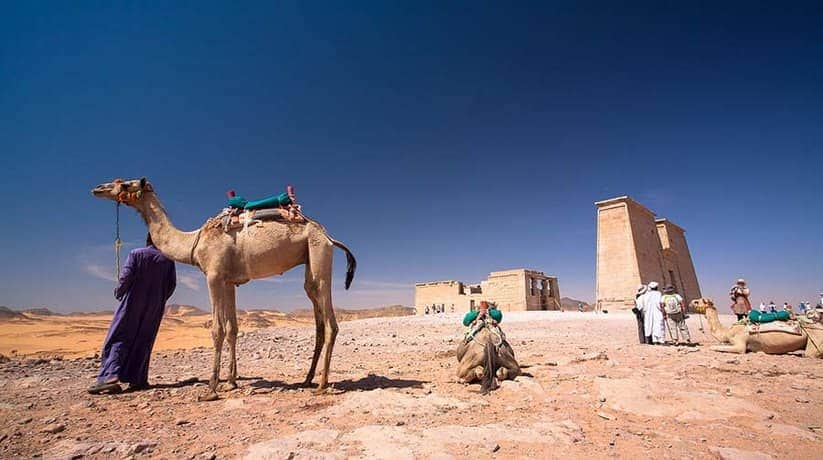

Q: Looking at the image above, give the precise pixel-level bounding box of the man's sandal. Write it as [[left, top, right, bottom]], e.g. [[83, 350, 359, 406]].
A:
[[87, 382, 123, 395]]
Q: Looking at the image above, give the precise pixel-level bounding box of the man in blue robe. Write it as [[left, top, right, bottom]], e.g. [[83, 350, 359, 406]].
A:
[[88, 234, 176, 394]]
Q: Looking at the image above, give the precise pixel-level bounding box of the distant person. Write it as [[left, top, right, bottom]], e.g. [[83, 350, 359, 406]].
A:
[[758, 302, 767, 313], [818, 293, 823, 309], [661, 285, 691, 344], [768, 301, 777, 313], [425, 305, 430, 315], [783, 302, 792, 312], [643, 282, 665, 344], [632, 285, 648, 344], [729, 279, 751, 321], [451, 304, 455, 313], [799, 302, 807, 314], [88, 233, 176, 394]]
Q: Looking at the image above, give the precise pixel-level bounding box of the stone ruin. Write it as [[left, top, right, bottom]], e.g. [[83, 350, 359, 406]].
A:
[[414, 268, 560, 315], [595, 196, 701, 311]]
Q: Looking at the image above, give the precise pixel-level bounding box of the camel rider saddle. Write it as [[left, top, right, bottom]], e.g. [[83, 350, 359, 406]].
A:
[[212, 185, 306, 232], [465, 317, 507, 347], [746, 320, 802, 337]]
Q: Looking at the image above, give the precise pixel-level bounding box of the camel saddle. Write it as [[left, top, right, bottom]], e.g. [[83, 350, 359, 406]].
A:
[[747, 320, 802, 336], [209, 207, 306, 233]]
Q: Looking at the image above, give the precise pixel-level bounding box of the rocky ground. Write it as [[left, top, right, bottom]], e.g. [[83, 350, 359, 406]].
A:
[[0, 311, 821, 459]]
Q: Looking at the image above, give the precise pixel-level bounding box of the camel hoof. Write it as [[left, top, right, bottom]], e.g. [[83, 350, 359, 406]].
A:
[[197, 391, 219, 402], [300, 380, 317, 389], [221, 382, 238, 391]]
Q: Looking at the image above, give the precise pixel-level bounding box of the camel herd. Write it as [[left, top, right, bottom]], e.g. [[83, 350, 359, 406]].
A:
[[93, 178, 822, 401]]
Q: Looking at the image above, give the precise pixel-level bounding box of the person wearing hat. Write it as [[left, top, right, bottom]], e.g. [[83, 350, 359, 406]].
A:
[[729, 279, 751, 321], [632, 285, 649, 344], [661, 285, 691, 344], [642, 281, 666, 344]]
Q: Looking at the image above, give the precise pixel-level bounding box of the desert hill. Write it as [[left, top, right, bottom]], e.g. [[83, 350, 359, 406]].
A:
[[165, 304, 208, 316], [560, 296, 592, 311], [22, 307, 60, 316], [0, 306, 26, 320], [287, 304, 414, 321]]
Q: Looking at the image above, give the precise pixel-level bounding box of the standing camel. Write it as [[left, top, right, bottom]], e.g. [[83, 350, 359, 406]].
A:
[[92, 178, 356, 400]]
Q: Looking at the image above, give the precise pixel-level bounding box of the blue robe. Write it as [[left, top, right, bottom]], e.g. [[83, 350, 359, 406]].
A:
[[97, 245, 176, 385]]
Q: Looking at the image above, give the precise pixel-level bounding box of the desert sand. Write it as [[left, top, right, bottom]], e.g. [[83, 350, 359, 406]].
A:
[[0, 311, 821, 459]]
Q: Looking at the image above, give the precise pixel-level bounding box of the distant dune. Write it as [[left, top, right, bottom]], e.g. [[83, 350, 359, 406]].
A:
[[0, 303, 415, 357], [165, 304, 208, 317], [22, 307, 59, 316]]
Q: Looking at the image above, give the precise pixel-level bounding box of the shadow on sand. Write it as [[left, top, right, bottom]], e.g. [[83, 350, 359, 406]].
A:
[[247, 373, 428, 393]]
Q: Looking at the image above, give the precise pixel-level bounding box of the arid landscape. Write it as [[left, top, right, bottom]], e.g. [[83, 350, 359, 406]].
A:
[[0, 310, 820, 459]]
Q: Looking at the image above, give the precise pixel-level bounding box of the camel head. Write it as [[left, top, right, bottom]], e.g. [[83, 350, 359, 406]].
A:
[[92, 177, 154, 206], [689, 297, 715, 314]]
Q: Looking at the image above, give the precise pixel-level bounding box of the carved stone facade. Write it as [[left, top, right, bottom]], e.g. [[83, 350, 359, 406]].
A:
[[595, 196, 701, 311], [414, 269, 560, 315]]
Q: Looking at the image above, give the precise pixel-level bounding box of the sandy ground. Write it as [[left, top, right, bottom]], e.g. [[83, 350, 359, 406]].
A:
[[0, 311, 821, 459], [0, 311, 309, 358]]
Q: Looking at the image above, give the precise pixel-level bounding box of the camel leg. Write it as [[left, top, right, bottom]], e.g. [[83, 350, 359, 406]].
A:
[[456, 345, 484, 383], [200, 275, 228, 401], [302, 263, 325, 386], [224, 283, 239, 390], [306, 242, 337, 391], [804, 331, 823, 358], [498, 343, 521, 380], [709, 334, 748, 354]]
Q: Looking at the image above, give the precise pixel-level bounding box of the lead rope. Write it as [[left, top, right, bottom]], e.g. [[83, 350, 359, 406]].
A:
[[114, 202, 122, 281]]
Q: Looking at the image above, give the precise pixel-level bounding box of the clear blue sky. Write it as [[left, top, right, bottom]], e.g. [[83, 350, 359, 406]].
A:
[[1, 2, 820, 313]]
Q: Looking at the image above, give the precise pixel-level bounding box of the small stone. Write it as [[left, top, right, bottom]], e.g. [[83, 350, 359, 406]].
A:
[[176, 419, 191, 426], [597, 412, 614, 420], [41, 423, 65, 434], [599, 397, 607, 403], [129, 441, 156, 454], [18, 417, 32, 425], [485, 442, 500, 453], [795, 397, 810, 403]]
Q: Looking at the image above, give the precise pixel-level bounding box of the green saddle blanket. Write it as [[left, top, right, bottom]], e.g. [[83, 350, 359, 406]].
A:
[[228, 192, 292, 210], [748, 310, 790, 323]]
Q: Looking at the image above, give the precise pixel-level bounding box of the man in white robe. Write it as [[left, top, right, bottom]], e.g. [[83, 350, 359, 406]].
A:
[[643, 281, 666, 344]]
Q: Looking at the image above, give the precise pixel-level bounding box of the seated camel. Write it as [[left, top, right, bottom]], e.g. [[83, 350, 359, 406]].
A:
[[456, 320, 521, 392], [690, 298, 823, 358]]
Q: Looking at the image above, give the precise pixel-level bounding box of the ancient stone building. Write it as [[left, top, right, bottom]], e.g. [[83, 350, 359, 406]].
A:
[[595, 196, 701, 311], [414, 269, 560, 315]]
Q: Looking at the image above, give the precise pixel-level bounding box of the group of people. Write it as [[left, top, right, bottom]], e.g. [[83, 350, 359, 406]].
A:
[[423, 304, 454, 315], [729, 278, 822, 320], [632, 281, 691, 345]]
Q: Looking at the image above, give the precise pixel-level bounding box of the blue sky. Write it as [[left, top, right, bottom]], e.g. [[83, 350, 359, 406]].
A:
[[1, 2, 820, 312]]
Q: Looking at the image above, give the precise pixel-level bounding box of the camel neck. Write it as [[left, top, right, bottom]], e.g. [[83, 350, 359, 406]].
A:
[[135, 193, 200, 266], [704, 308, 728, 340]]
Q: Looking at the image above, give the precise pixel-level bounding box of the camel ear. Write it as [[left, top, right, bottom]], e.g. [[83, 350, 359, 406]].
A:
[[139, 177, 147, 189]]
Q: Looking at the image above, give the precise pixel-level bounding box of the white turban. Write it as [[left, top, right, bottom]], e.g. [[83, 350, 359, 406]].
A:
[[648, 281, 659, 289]]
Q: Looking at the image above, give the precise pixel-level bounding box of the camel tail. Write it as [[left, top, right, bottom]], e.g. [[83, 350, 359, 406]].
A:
[[480, 338, 499, 394], [331, 239, 357, 290]]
